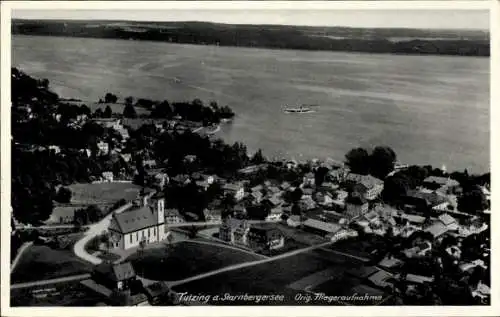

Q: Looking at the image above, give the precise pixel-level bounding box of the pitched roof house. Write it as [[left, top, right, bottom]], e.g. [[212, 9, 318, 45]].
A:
[[92, 262, 137, 292]]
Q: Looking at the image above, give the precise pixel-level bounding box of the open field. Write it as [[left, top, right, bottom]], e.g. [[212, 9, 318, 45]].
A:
[[171, 251, 350, 305], [11, 245, 93, 284], [68, 182, 141, 205], [127, 241, 263, 281], [13, 35, 489, 173], [46, 206, 79, 224], [11, 281, 104, 307]]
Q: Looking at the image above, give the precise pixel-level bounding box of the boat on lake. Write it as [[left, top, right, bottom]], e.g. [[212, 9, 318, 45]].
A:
[[283, 104, 317, 114]]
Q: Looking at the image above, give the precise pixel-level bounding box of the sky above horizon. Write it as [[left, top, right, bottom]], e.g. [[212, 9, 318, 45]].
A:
[[13, 9, 490, 30]]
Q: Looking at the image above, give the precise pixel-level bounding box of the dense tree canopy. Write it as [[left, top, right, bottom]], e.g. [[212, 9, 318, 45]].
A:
[[103, 105, 113, 118], [345, 147, 370, 175], [123, 103, 137, 118], [370, 146, 397, 179], [55, 186, 72, 203], [457, 187, 488, 214], [382, 174, 410, 203], [104, 93, 118, 104]]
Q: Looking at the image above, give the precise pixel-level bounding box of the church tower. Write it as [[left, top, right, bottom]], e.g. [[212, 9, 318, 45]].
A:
[[151, 192, 166, 241]]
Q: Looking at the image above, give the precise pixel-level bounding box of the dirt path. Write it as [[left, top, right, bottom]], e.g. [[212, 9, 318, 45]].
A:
[[165, 240, 335, 288], [11, 273, 91, 290]]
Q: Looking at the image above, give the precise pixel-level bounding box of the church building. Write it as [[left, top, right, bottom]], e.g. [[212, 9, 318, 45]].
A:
[[109, 192, 166, 250]]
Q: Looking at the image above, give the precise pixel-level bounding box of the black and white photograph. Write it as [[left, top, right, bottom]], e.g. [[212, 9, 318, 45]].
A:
[[1, 0, 498, 314]]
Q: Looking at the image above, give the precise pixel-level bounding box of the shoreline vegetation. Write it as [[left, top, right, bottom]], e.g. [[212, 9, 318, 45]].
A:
[[12, 20, 489, 57]]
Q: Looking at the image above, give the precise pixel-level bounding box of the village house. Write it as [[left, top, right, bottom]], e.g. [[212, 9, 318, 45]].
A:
[[192, 173, 215, 190], [234, 203, 247, 218], [144, 282, 171, 305], [97, 141, 109, 156], [143, 159, 157, 169], [247, 224, 285, 251], [164, 208, 184, 224], [471, 281, 490, 304], [299, 196, 317, 212], [154, 122, 165, 132], [344, 194, 369, 220], [223, 182, 245, 201], [327, 228, 358, 242], [396, 213, 426, 229], [454, 221, 488, 238], [328, 167, 349, 183], [314, 191, 334, 207], [183, 154, 198, 164], [459, 259, 487, 273], [120, 153, 132, 163], [48, 145, 61, 154], [102, 171, 114, 182], [301, 187, 314, 199], [367, 269, 395, 290], [280, 181, 291, 191], [346, 173, 384, 201], [303, 217, 342, 237], [115, 126, 130, 142], [403, 190, 450, 214], [402, 241, 432, 258], [92, 262, 137, 292], [302, 172, 316, 187], [378, 256, 404, 270], [302, 210, 342, 236], [267, 186, 281, 197], [286, 215, 302, 228], [108, 193, 166, 250], [147, 170, 169, 190], [263, 196, 283, 221], [79, 148, 92, 158], [203, 208, 222, 223], [233, 221, 251, 245], [92, 118, 123, 130], [219, 217, 249, 244], [320, 182, 339, 192], [422, 176, 461, 194], [250, 190, 264, 204], [171, 174, 191, 186], [424, 213, 459, 239], [251, 184, 264, 193], [438, 213, 459, 230]]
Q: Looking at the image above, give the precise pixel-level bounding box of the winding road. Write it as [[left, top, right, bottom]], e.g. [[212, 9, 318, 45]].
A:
[[11, 241, 33, 273], [73, 203, 132, 265]]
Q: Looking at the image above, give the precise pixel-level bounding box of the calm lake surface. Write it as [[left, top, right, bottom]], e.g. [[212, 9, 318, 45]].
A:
[[12, 35, 490, 173]]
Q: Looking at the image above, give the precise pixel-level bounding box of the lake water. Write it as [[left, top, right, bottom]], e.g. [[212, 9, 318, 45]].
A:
[[12, 35, 490, 173]]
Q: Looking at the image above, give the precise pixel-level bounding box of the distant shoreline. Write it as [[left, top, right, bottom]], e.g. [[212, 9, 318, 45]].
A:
[[12, 20, 490, 57]]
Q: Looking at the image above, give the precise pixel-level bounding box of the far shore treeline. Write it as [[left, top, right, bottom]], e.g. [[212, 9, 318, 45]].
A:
[[12, 20, 489, 57], [11, 68, 490, 226]]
